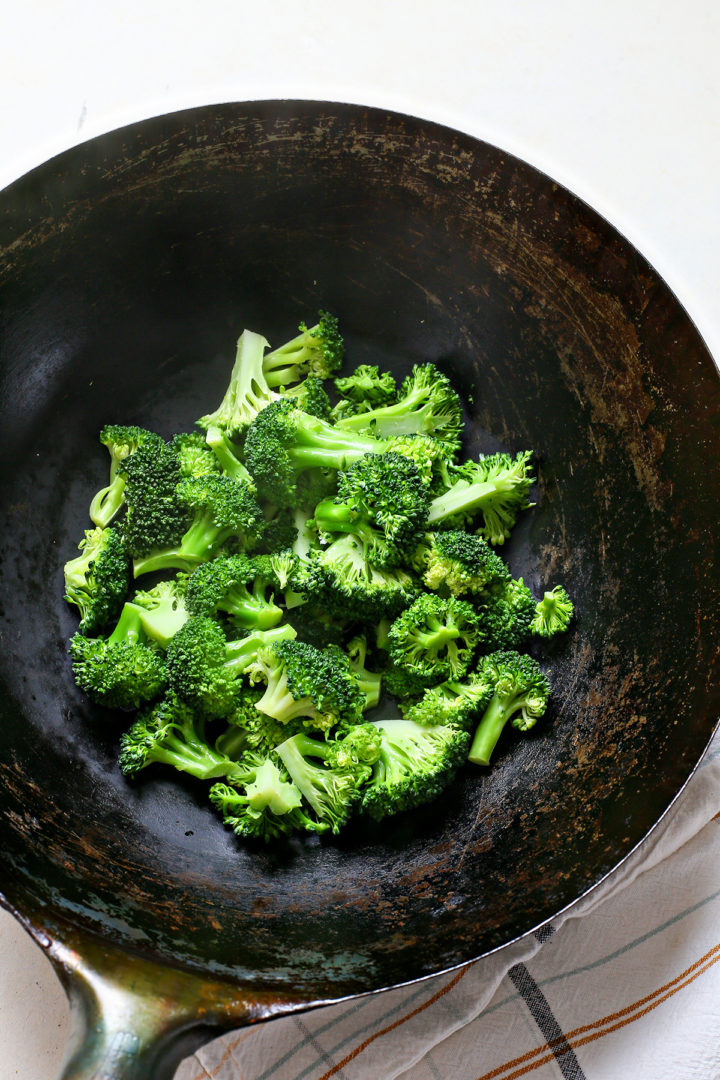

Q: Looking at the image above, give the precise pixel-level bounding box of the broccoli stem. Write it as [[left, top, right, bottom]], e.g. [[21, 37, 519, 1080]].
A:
[[467, 694, 511, 766], [133, 513, 228, 577], [426, 480, 501, 525], [414, 618, 461, 651], [215, 725, 248, 760], [205, 425, 256, 484], [275, 734, 333, 817], [254, 670, 309, 724], [264, 363, 300, 389], [152, 727, 240, 780], [89, 475, 127, 528], [313, 500, 358, 533], [333, 384, 437, 437], [107, 604, 144, 646], [224, 625, 298, 674], [287, 415, 380, 471]]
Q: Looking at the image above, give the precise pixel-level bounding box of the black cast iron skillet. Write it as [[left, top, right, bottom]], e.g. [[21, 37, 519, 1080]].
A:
[[0, 101, 718, 1079]]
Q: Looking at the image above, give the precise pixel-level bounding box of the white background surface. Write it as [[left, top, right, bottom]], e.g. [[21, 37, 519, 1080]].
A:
[[1, 2, 718, 1077]]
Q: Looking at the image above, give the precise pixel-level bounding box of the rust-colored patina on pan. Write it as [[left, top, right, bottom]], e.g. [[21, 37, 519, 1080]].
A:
[[0, 102, 718, 1078]]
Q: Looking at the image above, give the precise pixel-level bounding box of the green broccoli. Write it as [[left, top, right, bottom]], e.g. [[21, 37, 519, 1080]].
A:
[[384, 433, 456, 488], [530, 586, 574, 638], [118, 692, 241, 780], [185, 554, 283, 631], [334, 363, 463, 450], [275, 730, 371, 833], [334, 364, 397, 406], [387, 593, 484, 683], [276, 376, 332, 421], [69, 603, 167, 710], [346, 635, 382, 711], [197, 329, 275, 437], [479, 576, 537, 652], [468, 650, 550, 766], [170, 432, 222, 479], [209, 756, 326, 841], [243, 399, 383, 506], [89, 425, 163, 528], [427, 451, 535, 545], [381, 657, 434, 702], [416, 530, 510, 596], [262, 311, 344, 387], [129, 576, 190, 646], [64, 526, 131, 635], [201, 425, 257, 485], [359, 719, 470, 821], [248, 640, 364, 730], [312, 452, 430, 567], [399, 672, 493, 729], [215, 687, 306, 759], [132, 473, 264, 576], [119, 439, 190, 558], [302, 533, 418, 620], [165, 616, 297, 718]]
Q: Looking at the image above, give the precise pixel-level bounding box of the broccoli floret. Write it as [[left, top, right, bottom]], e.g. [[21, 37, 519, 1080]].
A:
[[346, 635, 382, 711], [118, 692, 240, 780], [276, 376, 332, 421], [262, 311, 344, 387], [89, 426, 163, 528], [69, 604, 166, 710], [119, 439, 190, 557], [383, 433, 456, 488], [303, 533, 418, 620], [129, 576, 189, 646], [275, 730, 369, 833], [313, 452, 430, 567], [255, 511, 299, 556], [427, 451, 535, 545], [416, 530, 510, 596], [468, 650, 550, 766], [243, 399, 384, 506], [334, 364, 397, 406], [381, 658, 433, 701], [132, 474, 264, 576], [399, 672, 493, 729], [197, 329, 275, 437], [329, 397, 364, 423], [64, 526, 131, 635], [170, 432, 222, 479], [216, 688, 307, 759], [165, 617, 297, 718], [209, 756, 326, 841], [249, 640, 364, 730], [325, 723, 384, 768], [530, 586, 574, 638], [334, 363, 463, 450], [185, 554, 283, 631], [479, 577, 537, 652], [359, 719, 470, 821], [387, 593, 483, 683]]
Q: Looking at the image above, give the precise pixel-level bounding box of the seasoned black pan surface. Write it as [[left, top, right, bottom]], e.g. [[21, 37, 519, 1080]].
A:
[[0, 102, 718, 1011]]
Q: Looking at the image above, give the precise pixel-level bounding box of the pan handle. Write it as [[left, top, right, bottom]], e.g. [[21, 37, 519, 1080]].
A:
[[3, 899, 308, 1080]]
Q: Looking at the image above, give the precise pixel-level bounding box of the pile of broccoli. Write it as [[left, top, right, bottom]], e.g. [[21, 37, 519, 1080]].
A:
[[64, 311, 574, 843]]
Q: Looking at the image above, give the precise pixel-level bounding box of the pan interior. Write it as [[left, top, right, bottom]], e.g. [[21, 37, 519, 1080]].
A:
[[0, 102, 718, 999]]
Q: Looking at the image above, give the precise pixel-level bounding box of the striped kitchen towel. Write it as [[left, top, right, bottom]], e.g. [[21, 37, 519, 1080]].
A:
[[177, 731, 720, 1080]]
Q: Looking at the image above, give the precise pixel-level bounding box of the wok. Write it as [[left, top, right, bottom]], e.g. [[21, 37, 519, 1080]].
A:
[[0, 101, 718, 1080]]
